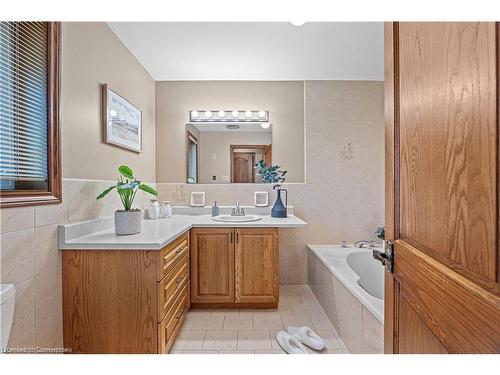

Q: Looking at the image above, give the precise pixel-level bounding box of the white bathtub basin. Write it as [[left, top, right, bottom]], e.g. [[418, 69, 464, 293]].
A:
[[347, 251, 384, 299]]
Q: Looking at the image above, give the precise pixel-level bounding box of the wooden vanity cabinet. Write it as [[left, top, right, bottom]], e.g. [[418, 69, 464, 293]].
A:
[[62, 231, 190, 354], [190, 228, 235, 303], [235, 228, 279, 304], [190, 227, 279, 308]]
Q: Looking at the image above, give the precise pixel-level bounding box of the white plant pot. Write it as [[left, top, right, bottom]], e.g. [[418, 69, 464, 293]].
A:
[[114, 209, 143, 235]]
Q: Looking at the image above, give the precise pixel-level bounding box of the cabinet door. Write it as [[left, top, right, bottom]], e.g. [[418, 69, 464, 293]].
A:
[[235, 228, 279, 304], [190, 228, 234, 303]]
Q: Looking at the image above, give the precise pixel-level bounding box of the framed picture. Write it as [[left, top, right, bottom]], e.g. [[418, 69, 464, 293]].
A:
[[101, 84, 142, 152]]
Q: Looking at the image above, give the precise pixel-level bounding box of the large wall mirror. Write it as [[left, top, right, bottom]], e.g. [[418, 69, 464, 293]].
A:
[[155, 81, 305, 184], [186, 115, 273, 183]]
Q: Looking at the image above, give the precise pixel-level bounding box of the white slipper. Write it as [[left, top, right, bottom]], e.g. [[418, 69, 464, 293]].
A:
[[287, 326, 325, 351], [276, 330, 308, 354]]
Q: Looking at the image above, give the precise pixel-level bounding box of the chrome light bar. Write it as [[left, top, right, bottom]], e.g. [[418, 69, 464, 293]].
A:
[[189, 110, 269, 123]]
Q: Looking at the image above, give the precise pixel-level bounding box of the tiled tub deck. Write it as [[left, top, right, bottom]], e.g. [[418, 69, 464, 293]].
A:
[[308, 248, 384, 353]]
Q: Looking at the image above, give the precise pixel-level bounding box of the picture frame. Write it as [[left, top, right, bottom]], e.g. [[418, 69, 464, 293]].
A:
[[101, 84, 142, 153]]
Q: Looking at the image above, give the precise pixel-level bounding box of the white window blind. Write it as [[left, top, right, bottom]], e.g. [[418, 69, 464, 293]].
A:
[[0, 22, 48, 185]]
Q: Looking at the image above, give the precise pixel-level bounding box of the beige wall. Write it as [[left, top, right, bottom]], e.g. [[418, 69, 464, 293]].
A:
[[156, 80, 385, 284], [155, 81, 305, 183], [61, 22, 156, 182], [198, 131, 272, 183]]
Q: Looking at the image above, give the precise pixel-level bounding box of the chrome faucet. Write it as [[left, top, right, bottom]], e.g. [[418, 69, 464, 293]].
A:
[[354, 240, 375, 248], [231, 201, 245, 216]]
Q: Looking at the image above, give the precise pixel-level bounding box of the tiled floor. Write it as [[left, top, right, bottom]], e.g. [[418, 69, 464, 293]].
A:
[[171, 284, 349, 354]]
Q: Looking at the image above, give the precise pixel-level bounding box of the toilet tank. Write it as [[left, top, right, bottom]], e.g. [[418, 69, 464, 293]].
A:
[[0, 284, 16, 350]]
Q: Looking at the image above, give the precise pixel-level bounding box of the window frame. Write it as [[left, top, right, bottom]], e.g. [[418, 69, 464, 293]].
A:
[[0, 22, 61, 208]]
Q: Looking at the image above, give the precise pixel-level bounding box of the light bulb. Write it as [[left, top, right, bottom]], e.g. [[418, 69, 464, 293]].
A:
[[232, 110, 239, 117], [218, 111, 225, 117], [191, 111, 199, 118], [258, 111, 266, 118], [290, 20, 306, 26], [260, 122, 270, 129], [204, 111, 212, 118], [110, 110, 117, 117], [245, 111, 252, 118]]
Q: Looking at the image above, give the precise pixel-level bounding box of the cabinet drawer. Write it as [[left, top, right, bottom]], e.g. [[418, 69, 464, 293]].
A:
[[158, 284, 188, 354], [158, 253, 189, 322], [158, 232, 189, 281]]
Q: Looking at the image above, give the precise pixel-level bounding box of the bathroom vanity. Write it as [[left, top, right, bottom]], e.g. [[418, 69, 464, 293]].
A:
[[59, 208, 306, 354]]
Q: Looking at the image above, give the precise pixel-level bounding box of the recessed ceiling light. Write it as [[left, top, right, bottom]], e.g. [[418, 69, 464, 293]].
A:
[[258, 111, 266, 118], [218, 111, 225, 117], [204, 111, 212, 118], [260, 122, 270, 129], [245, 111, 252, 118], [232, 110, 239, 117], [191, 110, 199, 118]]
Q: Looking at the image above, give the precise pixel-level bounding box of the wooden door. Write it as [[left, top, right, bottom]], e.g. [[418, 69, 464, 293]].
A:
[[385, 22, 500, 353], [263, 144, 272, 166], [190, 228, 235, 303], [233, 153, 254, 183], [235, 228, 279, 304]]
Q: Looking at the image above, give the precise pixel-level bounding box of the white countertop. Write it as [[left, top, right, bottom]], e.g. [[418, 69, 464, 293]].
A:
[[59, 207, 306, 250]]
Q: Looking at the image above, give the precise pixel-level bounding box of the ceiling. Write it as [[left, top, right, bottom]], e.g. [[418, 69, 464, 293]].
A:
[[107, 22, 384, 81]]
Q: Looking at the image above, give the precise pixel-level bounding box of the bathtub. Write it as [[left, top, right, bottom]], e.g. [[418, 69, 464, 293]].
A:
[[307, 245, 384, 353]]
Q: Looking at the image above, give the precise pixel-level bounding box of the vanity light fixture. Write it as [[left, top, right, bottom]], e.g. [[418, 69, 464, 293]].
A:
[[189, 110, 269, 123]]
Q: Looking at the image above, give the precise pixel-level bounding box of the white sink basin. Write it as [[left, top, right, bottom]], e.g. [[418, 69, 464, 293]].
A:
[[211, 215, 262, 223]]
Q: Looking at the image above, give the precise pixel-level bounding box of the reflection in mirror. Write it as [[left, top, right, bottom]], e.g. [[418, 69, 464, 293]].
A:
[[185, 121, 272, 184], [186, 129, 198, 183]]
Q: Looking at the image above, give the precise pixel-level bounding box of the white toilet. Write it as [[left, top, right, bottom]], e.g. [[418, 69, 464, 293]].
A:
[[0, 284, 16, 351]]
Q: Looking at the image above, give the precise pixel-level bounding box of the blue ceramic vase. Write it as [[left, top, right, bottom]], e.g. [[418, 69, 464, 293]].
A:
[[271, 188, 287, 218]]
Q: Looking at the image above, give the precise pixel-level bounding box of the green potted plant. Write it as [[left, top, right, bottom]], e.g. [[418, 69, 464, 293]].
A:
[[97, 165, 158, 235], [255, 160, 288, 218]]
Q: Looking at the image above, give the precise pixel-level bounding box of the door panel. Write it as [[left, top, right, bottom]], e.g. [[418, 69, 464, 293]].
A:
[[233, 153, 254, 183], [398, 294, 448, 354], [385, 22, 500, 353], [190, 228, 234, 303], [398, 22, 497, 288], [234, 228, 279, 303]]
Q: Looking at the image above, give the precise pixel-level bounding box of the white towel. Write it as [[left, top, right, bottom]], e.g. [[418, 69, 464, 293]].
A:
[[287, 326, 325, 351], [276, 330, 308, 354]]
